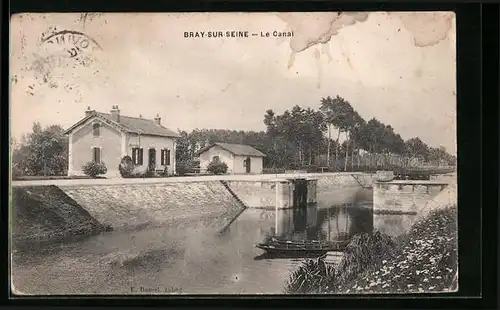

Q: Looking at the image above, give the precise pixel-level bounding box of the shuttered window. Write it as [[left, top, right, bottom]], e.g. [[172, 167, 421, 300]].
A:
[[93, 147, 101, 163], [161, 149, 171, 165], [132, 148, 143, 165]]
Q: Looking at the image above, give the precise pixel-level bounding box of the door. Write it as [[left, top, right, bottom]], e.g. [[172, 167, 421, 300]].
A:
[[245, 157, 251, 173], [148, 148, 156, 171]]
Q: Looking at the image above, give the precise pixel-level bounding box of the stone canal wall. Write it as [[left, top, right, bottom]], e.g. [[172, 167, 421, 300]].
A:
[[417, 183, 457, 220], [11, 186, 108, 249], [225, 181, 276, 209], [225, 173, 375, 209], [373, 181, 450, 214], [373, 182, 457, 237], [316, 173, 376, 190], [59, 181, 245, 231]]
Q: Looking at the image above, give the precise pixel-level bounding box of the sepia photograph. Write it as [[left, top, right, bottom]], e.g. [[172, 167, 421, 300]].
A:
[[9, 12, 457, 295]]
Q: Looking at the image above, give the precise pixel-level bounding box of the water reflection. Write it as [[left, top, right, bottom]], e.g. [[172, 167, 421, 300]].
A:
[[268, 202, 374, 244], [219, 187, 377, 264], [372, 213, 418, 237]]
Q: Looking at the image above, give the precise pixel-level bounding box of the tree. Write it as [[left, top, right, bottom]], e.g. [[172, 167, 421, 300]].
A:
[[342, 110, 365, 171], [264, 109, 278, 149], [403, 137, 429, 167], [320, 95, 354, 169], [12, 122, 68, 176], [262, 106, 327, 169], [175, 130, 192, 162], [348, 112, 366, 170]]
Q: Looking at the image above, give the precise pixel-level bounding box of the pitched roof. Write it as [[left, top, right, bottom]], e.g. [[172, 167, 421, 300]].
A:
[[197, 142, 266, 157], [64, 111, 180, 138]]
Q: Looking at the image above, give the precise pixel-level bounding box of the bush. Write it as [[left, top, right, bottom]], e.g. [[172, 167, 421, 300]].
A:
[[207, 160, 228, 175], [176, 159, 200, 176], [335, 231, 396, 284], [175, 161, 191, 176], [118, 156, 135, 178], [82, 161, 108, 178], [284, 256, 336, 294]]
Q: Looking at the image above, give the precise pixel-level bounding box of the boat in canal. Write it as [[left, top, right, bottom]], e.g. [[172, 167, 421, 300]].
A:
[[254, 238, 349, 255]]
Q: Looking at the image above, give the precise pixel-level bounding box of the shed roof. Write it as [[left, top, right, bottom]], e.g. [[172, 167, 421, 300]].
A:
[[197, 142, 266, 157]]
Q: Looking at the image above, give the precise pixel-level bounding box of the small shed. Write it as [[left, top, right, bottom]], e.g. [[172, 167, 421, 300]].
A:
[[196, 142, 266, 174]]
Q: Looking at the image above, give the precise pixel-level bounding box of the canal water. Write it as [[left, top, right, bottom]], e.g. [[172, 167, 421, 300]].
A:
[[11, 188, 418, 295]]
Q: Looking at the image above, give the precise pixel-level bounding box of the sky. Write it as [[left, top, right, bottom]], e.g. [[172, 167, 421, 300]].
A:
[[10, 12, 457, 154]]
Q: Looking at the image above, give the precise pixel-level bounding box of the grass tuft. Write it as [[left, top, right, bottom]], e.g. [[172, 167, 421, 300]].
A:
[[284, 255, 336, 294]]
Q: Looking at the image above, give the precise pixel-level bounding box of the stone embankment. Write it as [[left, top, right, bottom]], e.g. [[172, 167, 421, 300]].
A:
[[11, 186, 108, 249], [59, 181, 245, 231], [11, 181, 246, 248]]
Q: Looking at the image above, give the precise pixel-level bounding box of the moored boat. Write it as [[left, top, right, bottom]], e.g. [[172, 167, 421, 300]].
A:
[[255, 238, 349, 254]]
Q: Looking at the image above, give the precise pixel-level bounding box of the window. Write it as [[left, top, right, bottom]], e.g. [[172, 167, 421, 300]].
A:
[[92, 123, 100, 137], [132, 147, 143, 165], [92, 147, 101, 163], [161, 149, 171, 165], [212, 156, 220, 162]]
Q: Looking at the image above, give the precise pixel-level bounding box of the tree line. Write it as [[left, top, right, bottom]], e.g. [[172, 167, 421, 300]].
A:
[[176, 95, 456, 172], [11, 95, 456, 177]]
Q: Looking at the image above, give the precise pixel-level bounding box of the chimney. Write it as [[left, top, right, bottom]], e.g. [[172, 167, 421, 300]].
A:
[[85, 106, 93, 117], [110, 105, 120, 123], [154, 113, 161, 125]]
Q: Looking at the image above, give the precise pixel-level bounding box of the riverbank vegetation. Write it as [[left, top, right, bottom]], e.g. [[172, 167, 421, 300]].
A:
[[285, 205, 458, 294], [11, 95, 456, 179]]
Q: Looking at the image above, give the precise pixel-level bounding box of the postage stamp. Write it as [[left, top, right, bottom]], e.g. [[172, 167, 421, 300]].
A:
[[10, 12, 457, 296]]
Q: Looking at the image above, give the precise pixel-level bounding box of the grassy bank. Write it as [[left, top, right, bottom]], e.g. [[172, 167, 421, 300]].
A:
[[285, 205, 458, 294]]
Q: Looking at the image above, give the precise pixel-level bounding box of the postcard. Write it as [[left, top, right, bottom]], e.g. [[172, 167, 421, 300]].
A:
[[10, 12, 457, 295]]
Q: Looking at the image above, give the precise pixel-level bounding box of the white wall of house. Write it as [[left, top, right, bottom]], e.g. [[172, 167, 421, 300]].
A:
[[69, 118, 177, 177], [70, 119, 122, 177], [199, 146, 234, 173], [127, 134, 176, 175], [233, 154, 263, 174], [199, 146, 264, 174]]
